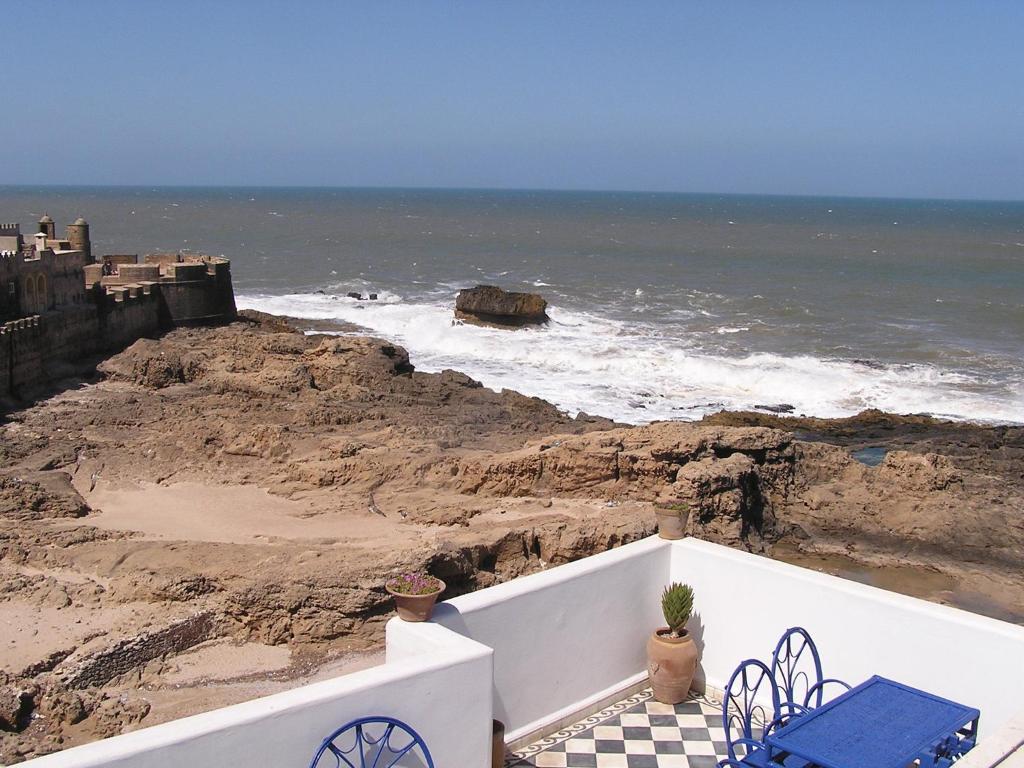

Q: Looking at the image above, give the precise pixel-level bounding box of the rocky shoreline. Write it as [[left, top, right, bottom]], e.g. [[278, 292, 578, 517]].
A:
[[1, 311, 1021, 762]]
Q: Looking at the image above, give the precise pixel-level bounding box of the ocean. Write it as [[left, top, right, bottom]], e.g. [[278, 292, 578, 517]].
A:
[[2, 185, 1022, 424]]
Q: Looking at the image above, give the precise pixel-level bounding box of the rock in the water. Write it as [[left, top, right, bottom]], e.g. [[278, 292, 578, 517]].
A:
[[755, 403, 795, 414], [346, 292, 363, 300], [455, 285, 548, 327]]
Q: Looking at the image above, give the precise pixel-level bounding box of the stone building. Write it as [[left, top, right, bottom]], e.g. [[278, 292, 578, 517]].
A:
[[1, 214, 236, 400], [0, 217, 90, 320]]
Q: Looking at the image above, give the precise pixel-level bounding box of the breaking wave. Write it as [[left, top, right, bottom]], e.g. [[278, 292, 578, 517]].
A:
[[237, 291, 1024, 425]]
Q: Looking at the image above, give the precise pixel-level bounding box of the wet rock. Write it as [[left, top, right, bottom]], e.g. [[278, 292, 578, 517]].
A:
[[755, 403, 795, 414], [346, 292, 362, 300], [455, 285, 548, 327]]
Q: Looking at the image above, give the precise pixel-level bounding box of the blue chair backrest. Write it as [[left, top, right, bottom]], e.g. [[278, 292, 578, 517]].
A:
[[308, 716, 435, 768], [722, 658, 781, 763], [770, 626, 825, 712]]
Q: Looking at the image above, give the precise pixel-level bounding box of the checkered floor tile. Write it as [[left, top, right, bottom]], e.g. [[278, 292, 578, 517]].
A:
[[507, 688, 729, 768]]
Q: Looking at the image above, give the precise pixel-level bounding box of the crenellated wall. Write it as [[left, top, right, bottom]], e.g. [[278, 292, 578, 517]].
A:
[[1, 317, 47, 398], [0, 252, 20, 320], [97, 288, 161, 350], [0, 242, 235, 402], [156, 258, 236, 326], [33, 306, 103, 381], [0, 292, 164, 401]]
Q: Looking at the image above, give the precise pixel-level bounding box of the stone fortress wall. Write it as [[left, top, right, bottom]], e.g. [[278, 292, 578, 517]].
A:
[[0, 317, 45, 401], [1, 216, 236, 401]]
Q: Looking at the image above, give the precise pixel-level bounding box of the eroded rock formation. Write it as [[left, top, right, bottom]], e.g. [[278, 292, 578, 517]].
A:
[[455, 285, 549, 327]]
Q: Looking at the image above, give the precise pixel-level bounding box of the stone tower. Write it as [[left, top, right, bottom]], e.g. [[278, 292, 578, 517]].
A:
[[66, 217, 92, 262], [38, 213, 56, 239]]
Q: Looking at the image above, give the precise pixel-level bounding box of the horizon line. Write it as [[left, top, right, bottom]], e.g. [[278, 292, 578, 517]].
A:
[[1, 183, 1022, 206]]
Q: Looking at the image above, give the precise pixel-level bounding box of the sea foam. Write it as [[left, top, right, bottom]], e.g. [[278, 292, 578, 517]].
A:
[[238, 291, 1024, 425]]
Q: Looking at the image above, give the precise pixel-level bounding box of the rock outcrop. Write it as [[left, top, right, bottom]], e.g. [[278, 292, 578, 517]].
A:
[[453, 423, 794, 548], [455, 285, 549, 327], [0, 472, 90, 521]]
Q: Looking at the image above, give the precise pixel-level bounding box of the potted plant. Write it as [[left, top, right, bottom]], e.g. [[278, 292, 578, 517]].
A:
[[647, 582, 698, 704], [654, 502, 690, 540], [491, 719, 506, 768], [385, 572, 446, 622]]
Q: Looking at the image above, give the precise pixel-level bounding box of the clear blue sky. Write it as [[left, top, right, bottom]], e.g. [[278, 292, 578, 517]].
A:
[[4, 1, 1023, 199]]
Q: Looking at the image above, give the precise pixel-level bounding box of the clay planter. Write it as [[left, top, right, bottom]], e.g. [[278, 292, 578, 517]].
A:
[[386, 580, 445, 622], [491, 719, 506, 768], [654, 506, 690, 540], [647, 628, 698, 704]]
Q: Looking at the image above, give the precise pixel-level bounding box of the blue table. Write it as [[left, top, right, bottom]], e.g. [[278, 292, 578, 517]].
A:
[[765, 675, 979, 768]]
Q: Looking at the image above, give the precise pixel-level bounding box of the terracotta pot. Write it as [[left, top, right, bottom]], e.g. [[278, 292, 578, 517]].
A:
[[647, 627, 698, 704], [654, 506, 689, 540], [386, 580, 445, 622], [491, 719, 506, 768]]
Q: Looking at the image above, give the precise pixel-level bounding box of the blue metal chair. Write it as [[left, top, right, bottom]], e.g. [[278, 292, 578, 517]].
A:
[[308, 716, 434, 768], [770, 627, 850, 720], [719, 658, 783, 768]]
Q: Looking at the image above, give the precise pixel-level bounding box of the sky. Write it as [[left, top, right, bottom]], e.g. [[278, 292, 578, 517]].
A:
[[3, 1, 1023, 199]]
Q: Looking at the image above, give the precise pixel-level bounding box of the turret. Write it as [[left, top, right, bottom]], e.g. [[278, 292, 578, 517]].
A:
[[38, 214, 56, 239], [66, 217, 92, 262]]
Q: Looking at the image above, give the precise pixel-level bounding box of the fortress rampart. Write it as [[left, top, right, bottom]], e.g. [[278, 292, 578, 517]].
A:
[[1, 317, 45, 398], [0, 215, 235, 401]]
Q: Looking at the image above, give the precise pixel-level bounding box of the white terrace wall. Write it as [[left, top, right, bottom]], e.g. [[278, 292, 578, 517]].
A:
[[391, 535, 1024, 753], [670, 538, 1024, 732], [19, 535, 1024, 767], [391, 536, 672, 742], [21, 629, 492, 768]]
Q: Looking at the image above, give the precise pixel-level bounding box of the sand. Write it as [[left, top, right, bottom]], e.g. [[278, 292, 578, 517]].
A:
[[83, 480, 406, 547]]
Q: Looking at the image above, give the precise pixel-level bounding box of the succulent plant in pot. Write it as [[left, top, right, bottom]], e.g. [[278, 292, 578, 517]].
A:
[[654, 502, 690, 540], [385, 572, 446, 622], [647, 582, 699, 704]]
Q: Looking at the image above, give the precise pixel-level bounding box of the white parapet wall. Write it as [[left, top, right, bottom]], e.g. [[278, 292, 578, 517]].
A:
[[20, 626, 493, 768], [18, 535, 1024, 767], [389, 535, 673, 744], [670, 538, 1024, 732], [390, 535, 1024, 761]]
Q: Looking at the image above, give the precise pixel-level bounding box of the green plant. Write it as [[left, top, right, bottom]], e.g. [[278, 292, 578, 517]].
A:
[[661, 582, 694, 637], [386, 572, 443, 595], [657, 502, 690, 514]]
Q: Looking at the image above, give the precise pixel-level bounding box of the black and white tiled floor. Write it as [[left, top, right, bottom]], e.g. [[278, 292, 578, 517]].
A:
[[507, 689, 729, 768]]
